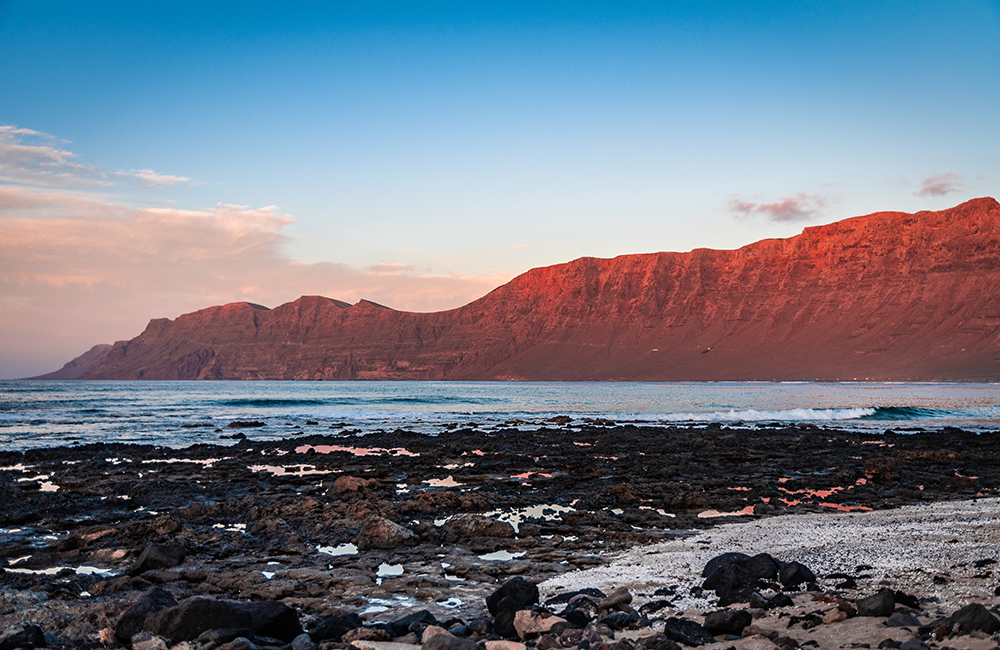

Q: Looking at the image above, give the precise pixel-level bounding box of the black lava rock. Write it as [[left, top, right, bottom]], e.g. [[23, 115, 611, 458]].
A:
[[128, 543, 188, 576], [387, 609, 439, 638], [0, 624, 46, 650], [778, 561, 816, 587], [114, 585, 178, 643], [662, 617, 716, 647], [311, 612, 364, 642], [702, 609, 752, 636], [856, 589, 896, 617], [486, 577, 540, 638], [950, 603, 1000, 634]]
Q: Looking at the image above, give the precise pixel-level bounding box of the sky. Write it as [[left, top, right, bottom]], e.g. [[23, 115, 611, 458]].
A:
[[1, 1, 999, 378]]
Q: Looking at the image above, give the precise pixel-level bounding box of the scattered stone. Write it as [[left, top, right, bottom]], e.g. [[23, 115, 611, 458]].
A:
[[130, 632, 169, 650], [884, 613, 922, 628], [422, 631, 480, 650], [823, 609, 848, 624], [513, 610, 568, 639]]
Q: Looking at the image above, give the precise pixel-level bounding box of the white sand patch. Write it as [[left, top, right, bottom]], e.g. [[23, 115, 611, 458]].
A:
[[542, 497, 1000, 614]]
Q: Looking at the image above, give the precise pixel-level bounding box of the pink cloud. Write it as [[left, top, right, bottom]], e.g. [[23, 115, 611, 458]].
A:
[[0, 184, 509, 377], [728, 193, 831, 222], [914, 173, 964, 197]]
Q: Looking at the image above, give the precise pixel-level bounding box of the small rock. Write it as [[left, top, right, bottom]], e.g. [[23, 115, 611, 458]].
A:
[[598, 587, 633, 610], [292, 633, 319, 650], [485, 642, 528, 650], [130, 632, 169, 650], [885, 613, 922, 628], [823, 609, 848, 624], [422, 626, 451, 643], [422, 632, 480, 650], [442, 514, 515, 539], [513, 611, 567, 639]]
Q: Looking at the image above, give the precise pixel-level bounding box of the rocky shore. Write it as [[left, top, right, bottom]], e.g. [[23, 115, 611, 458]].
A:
[[2, 423, 999, 649]]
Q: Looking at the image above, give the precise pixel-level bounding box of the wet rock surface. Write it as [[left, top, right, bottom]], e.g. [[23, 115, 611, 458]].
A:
[[1, 424, 1000, 648]]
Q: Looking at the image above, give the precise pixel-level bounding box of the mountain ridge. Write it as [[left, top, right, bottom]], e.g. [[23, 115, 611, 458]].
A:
[[75, 197, 1000, 381]]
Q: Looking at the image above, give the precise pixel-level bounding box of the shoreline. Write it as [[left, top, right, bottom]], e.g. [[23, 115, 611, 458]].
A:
[[2, 424, 1000, 648]]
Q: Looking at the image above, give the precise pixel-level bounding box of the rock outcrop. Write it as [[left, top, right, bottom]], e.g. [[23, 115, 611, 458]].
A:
[[79, 197, 1000, 381]]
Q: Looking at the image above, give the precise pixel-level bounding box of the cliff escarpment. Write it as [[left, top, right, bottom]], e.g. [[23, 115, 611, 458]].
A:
[[82, 197, 1000, 381]]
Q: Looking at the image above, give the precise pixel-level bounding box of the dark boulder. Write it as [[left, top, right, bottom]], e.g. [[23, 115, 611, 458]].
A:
[[356, 515, 418, 550], [702, 609, 752, 636], [311, 613, 364, 642], [950, 603, 1000, 634], [893, 591, 920, 609], [487, 577, 539, 638], [885, 613, 922, 628], [129, 543, 188, 576], [388, 610, 439, 638], [662, 617, 716, 647], [856, 589, 896, 617], [778, 561, 816, 587], [0, 624, 46, 650], [701, 553, 751, 577], [144, 598, 301, 643], [114, 585, 178, 643]]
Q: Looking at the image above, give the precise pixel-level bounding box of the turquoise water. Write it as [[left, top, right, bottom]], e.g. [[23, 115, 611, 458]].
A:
[[1, 380, 999, 451]]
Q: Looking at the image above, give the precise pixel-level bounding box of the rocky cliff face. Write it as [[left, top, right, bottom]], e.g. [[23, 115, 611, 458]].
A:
[[82, 197, 1000, 381]]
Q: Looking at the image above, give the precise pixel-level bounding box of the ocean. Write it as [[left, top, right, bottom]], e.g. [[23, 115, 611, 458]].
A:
[[1, 380, 999, 452]]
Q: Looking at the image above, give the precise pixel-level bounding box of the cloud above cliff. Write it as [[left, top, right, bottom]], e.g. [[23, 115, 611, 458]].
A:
[[915, 173, 964, 197], [0, 126, 511, 377], [728, 193, 832, 222]]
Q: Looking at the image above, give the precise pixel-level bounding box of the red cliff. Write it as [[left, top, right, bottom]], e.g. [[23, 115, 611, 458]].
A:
[[82, 197, 1000, 381]]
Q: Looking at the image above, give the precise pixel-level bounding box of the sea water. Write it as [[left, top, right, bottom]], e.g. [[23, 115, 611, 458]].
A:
[[0, 380, 999, 451]]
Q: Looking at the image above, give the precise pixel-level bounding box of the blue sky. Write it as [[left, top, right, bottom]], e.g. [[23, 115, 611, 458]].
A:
[[1, 1, 998, 377]]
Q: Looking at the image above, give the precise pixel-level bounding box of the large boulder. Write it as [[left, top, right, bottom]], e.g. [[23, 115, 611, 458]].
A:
[[0, 624, 46, 650], [702, 609, 752, 636], [356, 516, 418, 550], [856, 588, 896, 617], [778, 561, 816, 587], [310, 613, 364, 642], [950, 604, 1000, 634], [487, 577, 540, 638], [143, 598, 302, 642], [701, 553, 785, 606], [115, 586, 178, 643], [662, 617, 716, 647]]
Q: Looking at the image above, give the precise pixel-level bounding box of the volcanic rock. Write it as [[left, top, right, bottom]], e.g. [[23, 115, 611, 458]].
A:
[[77, 198, 1000, 382], [661, 617, 717, 647], [129, 543, 188, 576], [0, 624, 46, 650], [948, 603, 1000, 634], [487, 577, 540, 639], [143, 598, 301, 643], [856, 589, 896, 617], [703, 609, 752, 636], [115, 586, 178, 643], [355, 515, 418, 550]]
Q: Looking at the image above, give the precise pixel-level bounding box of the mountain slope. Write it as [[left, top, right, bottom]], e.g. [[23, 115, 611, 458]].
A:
[[82, 197, 1000, 381]]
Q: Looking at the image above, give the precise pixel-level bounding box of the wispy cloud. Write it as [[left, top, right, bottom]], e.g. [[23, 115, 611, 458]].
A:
[[0, 125, 191, 190], [728, 193, 832, 222], [914, 173, 964, 197], [369, 262, 417, 274]]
